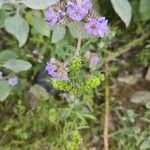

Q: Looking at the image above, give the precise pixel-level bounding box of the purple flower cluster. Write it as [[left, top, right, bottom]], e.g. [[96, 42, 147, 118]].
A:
[[8, 76, 18, 87], [67, 0, 92, 21], [45, 0, 92, 25], [45, 58, 68, 81], [45, 8, 66, 26], [85, 17, 109, 37], [85, 51, 100, 65], [45, 0, 109, 37]]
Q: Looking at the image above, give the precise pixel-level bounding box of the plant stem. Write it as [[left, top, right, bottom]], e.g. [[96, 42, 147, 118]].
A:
[[72, 22, 81, 56], [104, 61, 109, 150], [106, 32, 150, 62], [98, 32, 150, 69], [76, 32, 81, 56]]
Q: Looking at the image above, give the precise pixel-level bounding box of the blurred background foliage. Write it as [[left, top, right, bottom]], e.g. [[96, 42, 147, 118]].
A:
[[0, 0, 150, 150]]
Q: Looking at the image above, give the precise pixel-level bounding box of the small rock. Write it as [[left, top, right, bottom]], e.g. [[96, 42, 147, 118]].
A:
[[24, 84, 49, 108], [130, 91, 150, 105], [118, 75, 138, 85], [145, 67, 150, 81]]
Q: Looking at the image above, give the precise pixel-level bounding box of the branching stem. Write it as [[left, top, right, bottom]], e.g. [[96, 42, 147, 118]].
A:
[[104, 61, 109, 150]]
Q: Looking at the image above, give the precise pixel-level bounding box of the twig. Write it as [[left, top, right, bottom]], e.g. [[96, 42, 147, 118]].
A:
[[106, 32, 150, 62], [104, 61, 109, 150]]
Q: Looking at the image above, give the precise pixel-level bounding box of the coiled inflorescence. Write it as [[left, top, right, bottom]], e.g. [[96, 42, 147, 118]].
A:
[[45, 0, 109, 37], [45, 58, 69, 81]]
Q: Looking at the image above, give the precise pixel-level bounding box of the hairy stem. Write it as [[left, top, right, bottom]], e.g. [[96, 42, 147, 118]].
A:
[[76, 32, 81, 56], [104, 61, 109, 150], [72, 21, 81, 56]]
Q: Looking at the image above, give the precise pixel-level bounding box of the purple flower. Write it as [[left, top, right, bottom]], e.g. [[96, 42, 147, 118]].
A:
[[97, 17, 109, 37], [0, 71, 3, 79], [45, 8, 58, 26], [76, 0, 92, 13], [45, 58, 68, 81], [8, 76, 18, 87], [45, 8, 66, 26], [67, 2, 85, 21], [85, 17, 109, 37], [85, 51, 100, 65], [67, 0, 92, 21], [85, 18, 100, 36], [90, 54, 100, 65]]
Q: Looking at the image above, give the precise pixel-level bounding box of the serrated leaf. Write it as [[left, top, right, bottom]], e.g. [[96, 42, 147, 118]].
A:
[[5, 15, 29, 47], [32, 16, 50, 37], [0, 50, 18, 62], [3, 59, 32, 73], [67, 22, 90, 39], [52, 26, 66, 43], [139, 0, 150, 21], [22, 0, 59, 10], [111, 0, 132, 27], [0, 80, 11, 102]]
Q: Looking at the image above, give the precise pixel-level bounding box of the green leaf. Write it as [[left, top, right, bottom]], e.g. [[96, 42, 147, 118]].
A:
[[111, 0, 132, 27], [139, 0, 150, 21], [0, 50, 18, 62], [0, 80, 11, 102], [32, 16, 50, 37], [67, 22, 90, 39], [22, 0, 59, 10], [140, 138, 150, 150], [5, 15, 29, 47], [0, 0, 5, 8], [52, 26, 66, 43], [0, 10, 9, 28], [3, 59, 32, 73]]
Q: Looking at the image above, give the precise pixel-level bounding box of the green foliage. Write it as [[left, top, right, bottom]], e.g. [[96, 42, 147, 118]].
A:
[[110, 0, 132, 27], [85, 75, 105, 90], [0, 50, 18, 62], [0, 0, 150, 149], [51, 57, 104, 96], [0, 0, 5, 8], [5, 15, 29, 47], [139, 0, 150, 21], [3, 59, 32, 73], [137, 48, 150, 67], [67, 130, 83, 150], [52, 26, 66, 43], [22, 0, 59, 10], [70, 57, 82, 71], [52, 79, 72, 92], [0, 80, 11, 102], [67, 22, 90, 39], [31, 15, 51, 37]]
